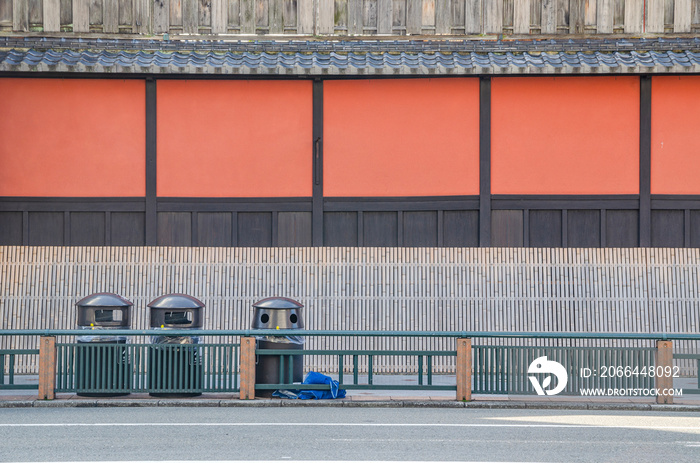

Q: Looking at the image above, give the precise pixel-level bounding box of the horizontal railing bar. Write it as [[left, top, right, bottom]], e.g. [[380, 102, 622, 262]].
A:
[[256, 350, 455, 356], [673, 354, 700, 359], [1, 330, 697, 340], [255, 384, 456, 391], [0, 385, 38, 390], [0, 349, 40, 354]]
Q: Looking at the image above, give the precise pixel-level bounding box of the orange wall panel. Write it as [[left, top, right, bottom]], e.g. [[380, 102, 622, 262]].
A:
[[491, 77, 639, 195], [651, 76, 700, 194], [157, 80, 312, 197], [0, 78, 145, 197], [324, 79, 480, 197]]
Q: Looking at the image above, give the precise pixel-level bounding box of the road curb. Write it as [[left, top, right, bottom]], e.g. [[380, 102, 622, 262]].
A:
[[3, 399, 700, 412]]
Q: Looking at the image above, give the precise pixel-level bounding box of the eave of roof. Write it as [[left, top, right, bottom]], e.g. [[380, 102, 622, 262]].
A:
[[2, 36, 700, 75]]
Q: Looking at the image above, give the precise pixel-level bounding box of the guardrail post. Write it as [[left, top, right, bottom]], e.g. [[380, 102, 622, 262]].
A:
[[38, 336, 56, 400], [456, 338, 472, 401], [240, 337, 256, 400], [656, 340, 673, 404]]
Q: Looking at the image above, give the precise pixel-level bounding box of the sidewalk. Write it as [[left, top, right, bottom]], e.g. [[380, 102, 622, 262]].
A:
[[2, 376, 700, 411]]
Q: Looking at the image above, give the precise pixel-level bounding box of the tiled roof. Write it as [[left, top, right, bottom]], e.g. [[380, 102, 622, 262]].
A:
[[2, 37, 700, 75]]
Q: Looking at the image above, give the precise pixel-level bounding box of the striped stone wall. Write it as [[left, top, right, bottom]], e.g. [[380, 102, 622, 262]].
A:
[[1, 246, 699, 373]]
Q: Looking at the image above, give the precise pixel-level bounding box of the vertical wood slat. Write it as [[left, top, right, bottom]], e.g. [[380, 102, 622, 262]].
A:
[[569, 0, 585, 33], [13, 0, 29, 30], [183, 0, 197, 32], [674, 0, 692, 31], [211, 0, 227, 33], [240, 0, 254, 33], [406, 0, 420, 34], [377, 0, 391, 33], [43, 0, 60, 31], [73, 0, 89, 31], [624, 0, 643, 32], [541, 0, 556, 33], [597, 0, 613, 33], [133, 0, 151, 33], [318, 0, 333, 33], [269, 0, 283, 33], [103, 0, 118, 32], [298, 0, 313, 33], [435, 0, 450, 33], [484, 0, 502, 32], [347, 0, 362, 34], [513, 0, 529, 33], [465, 0, 482, 33], [646, 0, 665, 32]]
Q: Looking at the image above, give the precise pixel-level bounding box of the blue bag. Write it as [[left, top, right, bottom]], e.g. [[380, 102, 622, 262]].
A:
[[273, 371, 346, 400]]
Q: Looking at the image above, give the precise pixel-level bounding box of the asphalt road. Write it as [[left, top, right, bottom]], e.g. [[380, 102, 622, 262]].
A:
[[1, 407, 700, 462]]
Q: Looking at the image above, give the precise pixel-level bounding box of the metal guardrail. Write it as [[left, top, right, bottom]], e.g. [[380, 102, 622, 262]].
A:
[[473, 345, 656, 395], [54, 343, 240, 394], [0, 349, 39, 390], [673, 353, 700, 395], [0, 331, 698, 401]]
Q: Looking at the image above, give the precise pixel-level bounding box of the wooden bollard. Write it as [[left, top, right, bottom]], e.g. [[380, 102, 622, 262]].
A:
[[38, 336, 56, 400], [656, 340, 674, 405], [239, 337, 256, 400], [456, 338, 472, 401]]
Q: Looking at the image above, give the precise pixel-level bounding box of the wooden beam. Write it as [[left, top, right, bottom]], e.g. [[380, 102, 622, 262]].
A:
[[312, 80, 324, 247], [639, 76, 651, 247], [655, 340, 673, 404], [38, 336, 56, 400], [239, 336, 256, 399], [456, 338, 472, 401], [479, 77, 492, 247], [146, 79, 157, 246]]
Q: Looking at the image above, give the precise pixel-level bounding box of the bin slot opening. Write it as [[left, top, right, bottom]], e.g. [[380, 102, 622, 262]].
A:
[[165, 311, 192, 325], [94, 309, 122, 323]]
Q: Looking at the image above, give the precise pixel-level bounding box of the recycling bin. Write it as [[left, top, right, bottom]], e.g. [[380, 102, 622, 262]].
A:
[[147, 294, 204, 397], [75, 293, 132, 397], [252, 297, 305, 396]]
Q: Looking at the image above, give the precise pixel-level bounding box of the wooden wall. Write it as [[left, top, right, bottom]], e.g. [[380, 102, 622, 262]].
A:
[[1, 246, 699, 374], [2, 0, 700, 35]]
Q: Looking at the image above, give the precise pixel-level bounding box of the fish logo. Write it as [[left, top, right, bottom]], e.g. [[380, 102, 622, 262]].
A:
[[528, 356, 568, 396]]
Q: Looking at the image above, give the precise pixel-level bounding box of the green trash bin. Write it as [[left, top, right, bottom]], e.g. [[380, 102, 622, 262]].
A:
[[75, 293, 132, 397], [147, 294, 204, 397]]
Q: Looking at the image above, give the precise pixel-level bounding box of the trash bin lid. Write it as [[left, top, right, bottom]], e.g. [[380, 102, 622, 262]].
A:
[[76, 293, 133, 308], [147, 294, 205, 309], [253, 297, 303, 310]]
